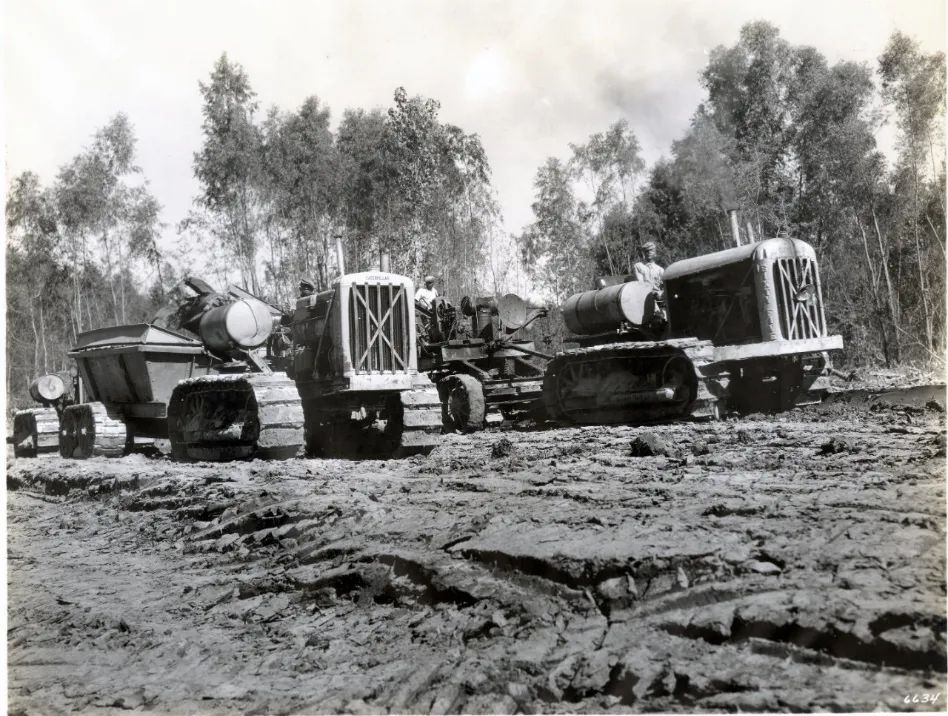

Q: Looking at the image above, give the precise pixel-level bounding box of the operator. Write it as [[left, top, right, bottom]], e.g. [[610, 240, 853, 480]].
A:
[[633, 240, 665, 289], [298, 277, 316, 298], [415, 275, 438, 311]]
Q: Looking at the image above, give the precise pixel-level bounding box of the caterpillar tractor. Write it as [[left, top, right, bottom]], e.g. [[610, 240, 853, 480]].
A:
[[416, 293, 551, 431], [9, 372, 77, 457], [289, 251, 442, 458], [57, 277, 303, 460], [543, 237, 844, 424]]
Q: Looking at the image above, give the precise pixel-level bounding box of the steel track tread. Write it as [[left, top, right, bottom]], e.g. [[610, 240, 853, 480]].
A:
[[394, 384, 443, 457], [169, 373, 304, 461], [12, 408, 60, 457], [60, 402, 128, 459], [543, 339, 721, 425]]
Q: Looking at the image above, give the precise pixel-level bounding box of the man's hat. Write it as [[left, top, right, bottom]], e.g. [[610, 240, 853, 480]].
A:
[[424, 275, 436, 284], [641, 241, 657, 252], [299, 277, 316, 289]]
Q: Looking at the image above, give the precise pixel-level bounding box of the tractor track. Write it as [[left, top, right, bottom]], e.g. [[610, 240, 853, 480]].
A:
[[6, 385, 946, 713]]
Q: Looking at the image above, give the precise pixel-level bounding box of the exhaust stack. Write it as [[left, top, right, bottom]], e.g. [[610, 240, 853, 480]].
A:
[[728, 209, 742, 247], [380, 250, 391, 272], [745, 220, 757, 243], [334, 233, 345, 276]]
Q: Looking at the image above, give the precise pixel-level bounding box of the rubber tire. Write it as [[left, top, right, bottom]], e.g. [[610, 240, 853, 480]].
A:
[[440, 374, 486, 433]]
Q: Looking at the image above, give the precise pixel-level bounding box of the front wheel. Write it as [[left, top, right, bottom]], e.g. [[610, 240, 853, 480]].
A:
[[439, 374, 486, 433]]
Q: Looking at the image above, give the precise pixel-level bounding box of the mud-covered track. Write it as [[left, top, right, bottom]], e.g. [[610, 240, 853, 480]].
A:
[[6, 391, 946, 713]]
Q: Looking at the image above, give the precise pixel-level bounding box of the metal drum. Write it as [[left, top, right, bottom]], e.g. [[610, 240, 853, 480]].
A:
[[199, 298, 274, 351], [29, 374, 66, 403], [562, 281, 654, 335]]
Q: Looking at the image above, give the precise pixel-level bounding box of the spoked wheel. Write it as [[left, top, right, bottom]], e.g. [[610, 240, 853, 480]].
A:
[[59, 403, 127, 459], [439, 374, 486, 433]]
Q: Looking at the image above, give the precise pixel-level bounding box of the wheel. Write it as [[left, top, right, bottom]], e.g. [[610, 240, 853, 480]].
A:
[[439, 374, 486, 432]]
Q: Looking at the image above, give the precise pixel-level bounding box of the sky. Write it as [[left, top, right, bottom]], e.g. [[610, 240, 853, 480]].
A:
[[2, 0, 945, 258]]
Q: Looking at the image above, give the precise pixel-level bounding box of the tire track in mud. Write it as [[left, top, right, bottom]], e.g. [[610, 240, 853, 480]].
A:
[[6, 396, 946, 713]]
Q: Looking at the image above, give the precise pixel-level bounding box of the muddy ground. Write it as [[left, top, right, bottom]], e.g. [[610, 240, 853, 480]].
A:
[[6, 385, 947, 714]]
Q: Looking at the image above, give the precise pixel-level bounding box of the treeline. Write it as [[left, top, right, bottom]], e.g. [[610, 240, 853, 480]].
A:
[[518, 23, 946, 366], [6, 115, 166, 407], [6, 56, 511, 410], [178, 55, 506, 309]]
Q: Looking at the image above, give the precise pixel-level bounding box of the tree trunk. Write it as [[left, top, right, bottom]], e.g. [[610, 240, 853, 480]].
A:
[[38, 297, 48, 373], [911, 156, 934, 350], [856, 217, 892, 366], [29, 298, 39, 378], [928, 131, 945, 215], [870, 207, 901, 362]]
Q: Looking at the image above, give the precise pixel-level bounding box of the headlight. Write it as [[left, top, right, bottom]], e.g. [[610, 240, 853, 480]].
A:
[[794, 284, 816, 304]]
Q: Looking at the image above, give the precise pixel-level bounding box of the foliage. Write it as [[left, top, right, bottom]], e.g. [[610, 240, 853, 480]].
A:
[[6, 117, 163, 411], [186, 62, 506, 306], [518, 120, 648, 300]]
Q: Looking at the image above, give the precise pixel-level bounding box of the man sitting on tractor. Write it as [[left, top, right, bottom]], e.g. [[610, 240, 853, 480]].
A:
[[415, 275, 438, 311], [633, 240, 665, 289]]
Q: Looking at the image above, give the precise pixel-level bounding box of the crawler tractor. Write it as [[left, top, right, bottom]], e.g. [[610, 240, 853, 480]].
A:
[[543, 237, 844, 424], [289, 251, 442, 457], [58, 278, 303, 460], [417, 293, 550, 431]]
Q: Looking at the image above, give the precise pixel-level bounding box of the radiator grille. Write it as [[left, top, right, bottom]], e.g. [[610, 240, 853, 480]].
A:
[[348, 282, 411, 373], [773, 257, 825, 340]]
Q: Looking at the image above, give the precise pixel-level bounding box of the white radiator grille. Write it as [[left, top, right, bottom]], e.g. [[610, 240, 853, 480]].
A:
[[348, 282, 411, 373]]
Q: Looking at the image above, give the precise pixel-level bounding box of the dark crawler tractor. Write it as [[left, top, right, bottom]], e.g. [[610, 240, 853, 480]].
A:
[[417, 293, 550, 431], [544, 237, 843, 424]]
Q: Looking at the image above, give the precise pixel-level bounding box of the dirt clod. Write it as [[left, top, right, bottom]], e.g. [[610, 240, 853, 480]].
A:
[[630, 432, 670, 457], [819, 437, 854, 455], [491, 438, 513, 458], [747, 560, 782, 575]]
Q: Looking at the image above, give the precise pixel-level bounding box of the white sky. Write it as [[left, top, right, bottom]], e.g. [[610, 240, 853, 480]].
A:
[[2, 0, 945, 255]]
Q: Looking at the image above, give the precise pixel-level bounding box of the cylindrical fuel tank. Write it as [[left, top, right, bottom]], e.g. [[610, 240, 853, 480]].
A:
[[199, 298, 274, 351], [30, 374, 66, 403], [562, 281, 655, 335]]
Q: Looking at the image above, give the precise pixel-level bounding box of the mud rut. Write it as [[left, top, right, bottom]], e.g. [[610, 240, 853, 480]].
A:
[[7, 391, 947, 714]]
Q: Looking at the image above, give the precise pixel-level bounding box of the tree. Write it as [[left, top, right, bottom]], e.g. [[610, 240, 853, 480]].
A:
[[261, 96, 340, 301], [517, 158, 589, 301], [53, 114, 163, 327], [192, 54, 266, 293], [373, 87, 497, 298], [878, 32, 946, 354], [569, 119, 647, 273]]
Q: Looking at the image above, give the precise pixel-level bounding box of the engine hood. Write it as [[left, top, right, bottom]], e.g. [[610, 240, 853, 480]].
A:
[[664, 238, 817, 282]]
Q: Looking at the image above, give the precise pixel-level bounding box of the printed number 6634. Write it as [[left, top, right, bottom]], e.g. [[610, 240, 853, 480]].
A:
[[904, 693, 941, 705]]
